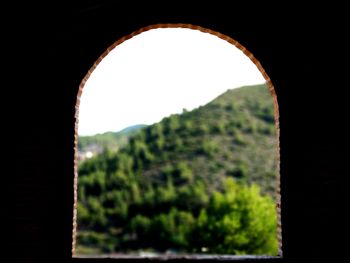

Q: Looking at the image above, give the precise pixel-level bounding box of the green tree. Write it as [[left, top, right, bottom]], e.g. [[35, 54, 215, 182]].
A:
[[173, 161, 193, 185], [130, 214, 152, 243], [193, 178, 278, 255]]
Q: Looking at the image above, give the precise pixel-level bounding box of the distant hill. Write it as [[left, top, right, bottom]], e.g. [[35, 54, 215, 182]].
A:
[[118, 124, 147, 134], [78, 124, 147, 160], [76, 84, 278, 255]]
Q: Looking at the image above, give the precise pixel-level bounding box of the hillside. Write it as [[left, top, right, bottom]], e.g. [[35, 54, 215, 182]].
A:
[[136, 84, 278, 196], [76, 84, 278, 255], [78, 124, 147, 160]]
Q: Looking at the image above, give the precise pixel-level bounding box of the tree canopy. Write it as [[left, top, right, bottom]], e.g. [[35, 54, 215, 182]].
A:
[[76, 84, 279, 256]]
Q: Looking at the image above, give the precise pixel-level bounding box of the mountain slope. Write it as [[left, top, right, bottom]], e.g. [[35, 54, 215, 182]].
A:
[[76, 83, 278, 255], [138, 83, 278, 196]]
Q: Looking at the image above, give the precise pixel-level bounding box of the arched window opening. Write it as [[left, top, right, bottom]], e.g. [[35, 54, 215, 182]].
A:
[[73, 24, 281, 259]]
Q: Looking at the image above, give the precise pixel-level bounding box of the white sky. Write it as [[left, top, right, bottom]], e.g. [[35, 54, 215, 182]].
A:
[[78, 28, 265, 136]]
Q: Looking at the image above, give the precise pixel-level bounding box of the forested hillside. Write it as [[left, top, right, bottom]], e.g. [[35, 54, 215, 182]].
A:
[[78, 124, 146, 159], [76, 84, 279, 256]]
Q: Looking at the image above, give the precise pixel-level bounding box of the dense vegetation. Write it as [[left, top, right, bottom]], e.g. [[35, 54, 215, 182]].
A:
[[76, 84, 279, 256], [79, 124, 147, 154]]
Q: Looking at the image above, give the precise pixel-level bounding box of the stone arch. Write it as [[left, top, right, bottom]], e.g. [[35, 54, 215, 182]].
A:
[[72, 23, 281, 257]]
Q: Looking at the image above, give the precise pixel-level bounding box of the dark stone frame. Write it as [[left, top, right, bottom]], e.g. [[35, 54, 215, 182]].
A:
[[72, 23, 282, 260], [11, 2, 348, 263]]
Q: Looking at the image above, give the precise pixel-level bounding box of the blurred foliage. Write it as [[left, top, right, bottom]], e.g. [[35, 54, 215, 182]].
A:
[[79, 124, 147, 153], [76, 84, 278, 255]]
